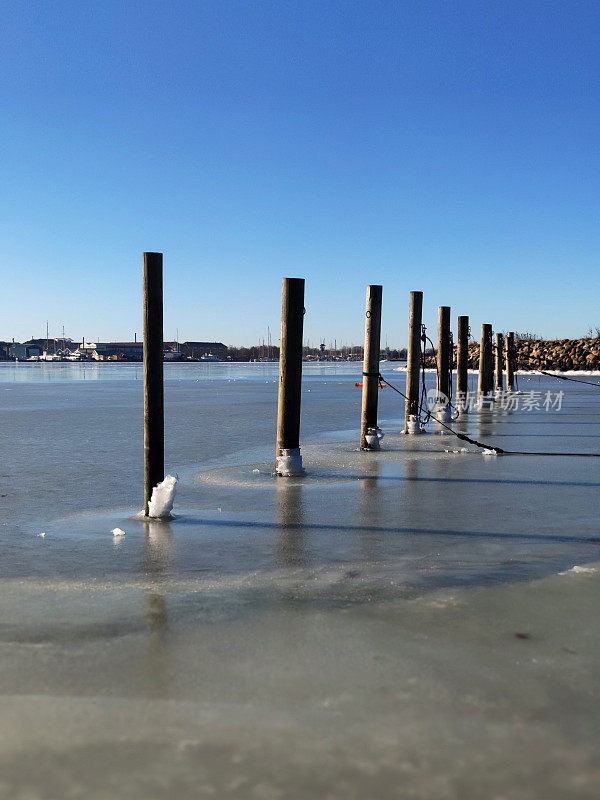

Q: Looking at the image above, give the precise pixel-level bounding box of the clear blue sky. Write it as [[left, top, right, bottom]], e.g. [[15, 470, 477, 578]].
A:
[[2, 0, 598, 347]]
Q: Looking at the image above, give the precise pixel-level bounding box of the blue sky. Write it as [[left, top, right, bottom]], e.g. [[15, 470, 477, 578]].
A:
[[2, 0, 598, 347]]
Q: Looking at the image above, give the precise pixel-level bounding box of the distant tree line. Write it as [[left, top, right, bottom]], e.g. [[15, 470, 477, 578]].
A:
[[225, 344, 410, 361]]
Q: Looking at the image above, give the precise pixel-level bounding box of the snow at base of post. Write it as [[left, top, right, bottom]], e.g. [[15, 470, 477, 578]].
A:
[[436, 405, 453, 423], [148, 475, 178, 518], [276, 448, 305, 476], [364, 426, 385, 449], [406, 415, 424, 434]]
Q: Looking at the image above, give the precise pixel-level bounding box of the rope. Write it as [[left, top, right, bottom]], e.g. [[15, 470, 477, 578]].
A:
[[417, 326, 432, 425], [377, 373, 504, 453], [377, 372, 600, 458], [536, 369, 600, 388], [424, 330, 460, 421]]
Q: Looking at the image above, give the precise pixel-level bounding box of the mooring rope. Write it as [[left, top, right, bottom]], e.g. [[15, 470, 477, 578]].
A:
[[378, 373, 504, 453], [536, 369, 600, 388], [423, 329, 460, 421], [377, 372, 600, 458]]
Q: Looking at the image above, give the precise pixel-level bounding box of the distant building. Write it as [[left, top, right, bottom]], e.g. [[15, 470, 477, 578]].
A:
[[92, 342, 144, 361], [25, 337, 75, 354], [8, 343, 43, 360], [67, 341, 143, 361], [76, 341, 98, 357], [3, 338, 228, 362], [163, 342, 183, 361], [180, 341, 228, 359]]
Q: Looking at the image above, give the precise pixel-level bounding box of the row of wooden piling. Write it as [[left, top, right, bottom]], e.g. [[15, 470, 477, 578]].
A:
[[477, 326, 516, 396], [141, 258, 519, 513]]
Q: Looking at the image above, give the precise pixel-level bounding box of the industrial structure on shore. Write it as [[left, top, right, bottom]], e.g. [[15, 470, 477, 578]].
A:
[[0, 338, 228, 362]]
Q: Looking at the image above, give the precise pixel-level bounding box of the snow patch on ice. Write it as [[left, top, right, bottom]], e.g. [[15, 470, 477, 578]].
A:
[[444, 447, 470, 454], [559, 565, 598, 576], [482, 448, 498, 457], [148, 475, 178, 519], [111, 527, 126, 537]]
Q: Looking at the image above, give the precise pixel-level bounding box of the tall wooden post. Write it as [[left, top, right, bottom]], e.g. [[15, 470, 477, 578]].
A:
[[506, 331, 516, 391], [360, 285, 383, 450], [276, 278, 305, 475], [404, 291, 423, 433], [436, 306, 451, 418], [495, 332, 504, 392], [486, 328, 495, 394], [477, 323, 493, 398], [143, 252, 164, 516], [456, 315, 469, 405]]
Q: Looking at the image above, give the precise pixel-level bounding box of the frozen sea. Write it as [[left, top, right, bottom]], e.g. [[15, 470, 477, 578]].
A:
[[1, 361, 599, 799]]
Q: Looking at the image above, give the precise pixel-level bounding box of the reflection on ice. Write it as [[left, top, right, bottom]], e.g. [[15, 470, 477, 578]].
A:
[[142, 518, 175, 576], [276, 481, 307, 568]]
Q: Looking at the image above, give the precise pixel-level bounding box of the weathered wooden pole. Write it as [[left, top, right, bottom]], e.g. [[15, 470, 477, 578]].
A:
[[495, 332, 504, 392], [276, 277, 305, 475], [436, 306, 451, 420], [143, 252, 164, 516], [456, 315, 469, 406], [404, 291, 423, 433], [477, 323, 493, 398], [360, 284, 383, 450], [506, 331, 516, 391], [486, 328, 495, 394]]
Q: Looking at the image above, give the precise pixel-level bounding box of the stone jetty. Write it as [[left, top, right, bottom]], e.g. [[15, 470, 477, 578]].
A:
[[424, 336, 600, 372]]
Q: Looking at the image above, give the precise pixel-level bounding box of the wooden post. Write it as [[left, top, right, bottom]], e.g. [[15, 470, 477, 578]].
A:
[[436, 306, 451, 418], [486, 328, 495, 394], [477, 323, 493, 398], [495, 332, 504, 392], [404, 291, 423, 433], [506, 331, 516, 391], [143, 252, 164, 516], [360, 284, 383, 449], [456, 315, 469, 405], [276, 278, 305, 475]]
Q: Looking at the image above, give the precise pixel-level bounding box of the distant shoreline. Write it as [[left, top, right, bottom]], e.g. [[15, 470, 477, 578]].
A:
[[1, 359, 600, 375]]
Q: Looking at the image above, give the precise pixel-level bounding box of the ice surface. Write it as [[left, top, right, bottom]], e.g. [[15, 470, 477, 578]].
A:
[[1, 562, 599, 799], [2, 362, 600, 798]]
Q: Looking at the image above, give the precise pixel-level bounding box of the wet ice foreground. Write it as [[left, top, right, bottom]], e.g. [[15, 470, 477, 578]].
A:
[[1, 363, 599, 799]]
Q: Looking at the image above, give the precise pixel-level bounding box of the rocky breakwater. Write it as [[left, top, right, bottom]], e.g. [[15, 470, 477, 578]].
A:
[[423, 337, 600, 372], [512, 337, 600, 371]]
